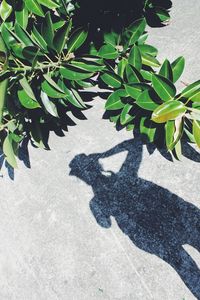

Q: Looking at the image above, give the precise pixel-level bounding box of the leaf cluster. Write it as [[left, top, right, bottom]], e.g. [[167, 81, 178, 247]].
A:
[[0, 0, 199, 169], [97, 18, 200, 159], [0, 0, 103, 167]]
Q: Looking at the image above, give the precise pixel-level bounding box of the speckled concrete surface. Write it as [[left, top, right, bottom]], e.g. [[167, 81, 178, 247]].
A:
[[0, 1, 200, 299]]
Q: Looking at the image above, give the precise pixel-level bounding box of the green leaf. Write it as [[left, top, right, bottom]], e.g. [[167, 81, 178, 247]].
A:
[[98, 44, 118, 59], [53, 20, 66, 31], [60, 65, 93, 81], [125, 83, 149, 100], [41, 80, 66, 98], [10, 133, 23, 143], [43, 74, 65, 93], [100, 71, 122, 88], [53, 21, 72, 54], [58, 80, 86, 108], [159, 59, 173, 81], [0, 34, 7, 55], [1, 23, 21, 49], [89, 44, 98, 56], [152, 74, 176, 102], [192, 103, 200, 110], [189, 90, 200, 102], [138, 44, 158, 57], [0, 78, 8, 124], [165, 117, 183, 151], [120, 104, 134, 125], [128, 45, 142, 70], [18, 90, 40, 109], [65, 88, 86, 108], [105, 89, 127, 110], [141, 53, 160, 67], [41, 91, 58, 117], [180, 80, 200, 99], [140, 70, 153, 81], [165, 120, 175, 150], [6, 120, 17, 134], [174, 117, 184, 146], [171, 56, 185, 83], [136, 89, 160, 111], [71, 88, 87, 108], [67, 27, 88, 53], [184, 128, 195, 143], [37, 0, 59, 9], [152, 100, 186, 123], [19, 77, 36, 100], [3, 134, 17, 168], [118, 58, 128, 78], [137, 33, 148, 45], [10, 43, 24, 59], [0, 0, 12, 21], [125, 65, 143, 83], [76, 80, 94, 89], [104, 31, 119, 47], [71, 59, 105, 72], [127, 18, 146, 46], [32, 26, 47, 50], [25, 0, 44, 17], [173, 140, 182, 160], [193, 120, 200, 148], [15, 7, 28, 29], [42, 12, 54, 48]]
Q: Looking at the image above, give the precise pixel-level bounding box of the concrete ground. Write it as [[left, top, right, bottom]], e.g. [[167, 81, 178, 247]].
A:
[[0, 0, 200, 299]]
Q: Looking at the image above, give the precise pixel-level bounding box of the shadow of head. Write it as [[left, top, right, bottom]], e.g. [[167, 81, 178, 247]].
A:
[[69, 138, 143, 185], [69, 153, 104, 185]]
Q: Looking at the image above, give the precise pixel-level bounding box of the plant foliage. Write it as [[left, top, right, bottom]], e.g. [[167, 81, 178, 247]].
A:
[[0, 0, 199, 168]]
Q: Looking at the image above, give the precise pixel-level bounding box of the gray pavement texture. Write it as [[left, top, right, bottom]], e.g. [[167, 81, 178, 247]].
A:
[[0, 1, 200, 299]]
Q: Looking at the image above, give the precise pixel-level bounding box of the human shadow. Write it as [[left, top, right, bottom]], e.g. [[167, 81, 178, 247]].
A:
[[69, 138, 200, 299]]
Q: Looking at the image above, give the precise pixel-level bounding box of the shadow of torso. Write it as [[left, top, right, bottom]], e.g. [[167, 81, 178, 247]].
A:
[[91, 173, 200, 254]]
